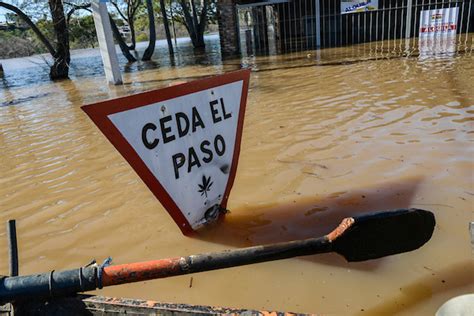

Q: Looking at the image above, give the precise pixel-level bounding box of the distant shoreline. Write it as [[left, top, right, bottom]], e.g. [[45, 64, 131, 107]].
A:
[[0, 33, 219, 71]]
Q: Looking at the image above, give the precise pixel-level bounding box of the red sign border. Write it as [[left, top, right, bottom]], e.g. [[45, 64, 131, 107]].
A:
[[82, 70, 251, 235]]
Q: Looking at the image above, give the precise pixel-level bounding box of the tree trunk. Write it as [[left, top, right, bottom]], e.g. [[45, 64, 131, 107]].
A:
[[190, 0, 199, 31], [178, 0, 206, 48], [179, 0, 198, 47], [190, 0, 205, 48], [170, 3, 178, 46], [160, 0, 174, 56], [109, 16, 137, 62], [142, 0, 156, 61], [48, 0, 70, 80], [128, 18, 136, 50], [197, 0, 208, 47]]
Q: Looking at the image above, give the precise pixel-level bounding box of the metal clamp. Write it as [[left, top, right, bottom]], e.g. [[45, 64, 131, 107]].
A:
[[48, 270, 55, 297], [97, 257, 112, 289]]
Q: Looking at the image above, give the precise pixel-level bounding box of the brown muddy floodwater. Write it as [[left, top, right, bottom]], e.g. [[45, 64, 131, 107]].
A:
[[1, 36, 473, 315]]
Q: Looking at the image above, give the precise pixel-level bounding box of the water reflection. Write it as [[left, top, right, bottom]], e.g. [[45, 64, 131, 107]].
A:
[[0, 35, 222, 89], [0, 33, 473, 315], [199, 176, 423, 246], [357, 261, 474, 315], [1, 34, 472, 91]]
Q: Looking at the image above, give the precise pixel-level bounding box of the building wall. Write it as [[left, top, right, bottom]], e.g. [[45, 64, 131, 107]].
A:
[[222, 0, 473, 56]]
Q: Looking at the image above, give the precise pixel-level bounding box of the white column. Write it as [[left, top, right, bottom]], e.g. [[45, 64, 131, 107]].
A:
[[92, 0, 122, 85]]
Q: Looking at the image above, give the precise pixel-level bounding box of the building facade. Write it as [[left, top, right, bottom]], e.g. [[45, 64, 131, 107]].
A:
[[218, 0, 473, 56]]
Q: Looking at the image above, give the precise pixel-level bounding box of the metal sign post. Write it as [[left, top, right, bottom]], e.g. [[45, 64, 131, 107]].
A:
[[91, 0, 122, 85]]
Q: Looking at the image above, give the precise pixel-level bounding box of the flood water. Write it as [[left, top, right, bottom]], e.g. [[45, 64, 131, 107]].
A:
[[1, 35, 473, 315]]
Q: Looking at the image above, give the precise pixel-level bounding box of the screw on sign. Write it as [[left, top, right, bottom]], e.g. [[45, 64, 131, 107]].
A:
[[82, 70, 251, 234]]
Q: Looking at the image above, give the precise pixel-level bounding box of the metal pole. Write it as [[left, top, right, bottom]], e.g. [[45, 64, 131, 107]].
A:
[[315, 0, 321, 48], [299, 0, 303, 51], [6, 220, 18, 277], [328, 0, 332, 47], [405, 0, 413, 50], [91, 0, 123, 85], [0, 209, 435, 305], [464, 0, 472, 43], [282, 2, 287, 52], [286, 1, 291, 51]]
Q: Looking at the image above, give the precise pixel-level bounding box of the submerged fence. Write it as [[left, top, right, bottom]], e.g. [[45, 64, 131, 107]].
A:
[[237, 0, 473, 55]]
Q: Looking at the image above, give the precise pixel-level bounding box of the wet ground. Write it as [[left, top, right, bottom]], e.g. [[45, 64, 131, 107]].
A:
[[0, 35, 473, 315]]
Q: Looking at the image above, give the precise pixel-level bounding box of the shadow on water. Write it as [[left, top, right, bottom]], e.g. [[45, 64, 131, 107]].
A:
[[355, 260, 474, 315], [194, 176, 424, 271], [57, 79, 84, 107]]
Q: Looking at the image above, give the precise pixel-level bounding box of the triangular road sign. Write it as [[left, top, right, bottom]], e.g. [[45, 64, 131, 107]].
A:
[[82, 70, 250, 234]]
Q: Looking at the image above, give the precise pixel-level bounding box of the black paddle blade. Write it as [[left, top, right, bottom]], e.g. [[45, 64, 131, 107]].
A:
[[332, 208, 435, 262]]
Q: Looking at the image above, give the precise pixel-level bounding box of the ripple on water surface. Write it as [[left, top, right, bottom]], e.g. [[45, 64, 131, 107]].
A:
[[0, 37, 473, 315]]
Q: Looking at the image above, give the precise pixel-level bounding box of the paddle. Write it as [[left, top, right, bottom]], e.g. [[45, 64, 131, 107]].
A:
[[0, 208, 435, 303], [101, 208, 435, 286]]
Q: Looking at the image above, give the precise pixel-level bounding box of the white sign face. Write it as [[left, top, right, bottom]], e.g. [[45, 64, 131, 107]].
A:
[[82, 70, 250, 234], [341, 0, 378, 14], [109, 82, 242, 228], [418, 7, 458, 57], [419, 7, 459, 37]]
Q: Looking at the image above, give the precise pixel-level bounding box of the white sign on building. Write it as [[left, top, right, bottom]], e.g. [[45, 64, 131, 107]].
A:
[[341, 0, 378, 14], [419, 7, 459, 37], [419, 7, 459, 56]]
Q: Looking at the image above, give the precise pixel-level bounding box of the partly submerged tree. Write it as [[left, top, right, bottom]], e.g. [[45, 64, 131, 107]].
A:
[[48, 0, 70, 79], [141, 0, 156, 60], [0, 1, 70, 80], [172, 0, 216, 49], [65, 1, 137, 62], [159, 0, 174, 56], [177, 0, 207, 48], [108, 14, 137, 62], [110, 0, 142, 50]]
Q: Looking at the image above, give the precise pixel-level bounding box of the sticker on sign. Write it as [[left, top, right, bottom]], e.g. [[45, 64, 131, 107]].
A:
[[82, 70, 251, 234]]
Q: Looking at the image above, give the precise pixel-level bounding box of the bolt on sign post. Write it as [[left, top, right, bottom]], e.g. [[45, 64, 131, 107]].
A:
[[82, 70, 251, 234]]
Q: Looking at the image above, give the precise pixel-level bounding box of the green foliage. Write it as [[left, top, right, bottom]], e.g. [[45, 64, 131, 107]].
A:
[[1, 0, 219, 58], [0, 30, 38, 58], [168, 0, 217, 26], [69, 15, 98, 49], [0, 30, 13, 39], [24, 18, 54, 54], [136, 32, 148, 42], [132, 7, 149, 35]]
